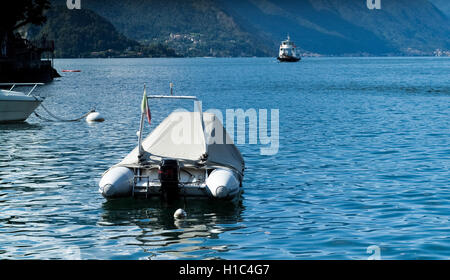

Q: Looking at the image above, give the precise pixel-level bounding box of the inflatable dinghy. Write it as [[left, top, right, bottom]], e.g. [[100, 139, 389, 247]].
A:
[[99, 94, 244, 201]]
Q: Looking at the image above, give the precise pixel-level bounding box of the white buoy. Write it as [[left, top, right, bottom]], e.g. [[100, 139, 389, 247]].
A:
[[174, 208, 187, 219], [86, 111, 105, 122]]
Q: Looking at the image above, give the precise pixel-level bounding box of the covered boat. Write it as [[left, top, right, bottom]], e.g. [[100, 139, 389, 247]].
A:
[[99, 95, 245, 201]]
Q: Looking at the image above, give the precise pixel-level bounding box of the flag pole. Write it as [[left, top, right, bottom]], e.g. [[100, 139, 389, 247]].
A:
[[138, 84, 146, 161]]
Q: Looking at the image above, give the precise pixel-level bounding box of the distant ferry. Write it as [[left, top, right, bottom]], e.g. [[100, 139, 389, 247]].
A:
[[277, 35, 301, 62]]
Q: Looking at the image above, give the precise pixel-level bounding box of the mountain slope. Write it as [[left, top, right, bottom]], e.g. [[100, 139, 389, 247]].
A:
[[31, 5, 178, 58], [311, 0, 450, 54], [81, 0, 273, 57], [429, 0, 450, 17], [222, 0, 395, 55], [222, 0, 449, 55]]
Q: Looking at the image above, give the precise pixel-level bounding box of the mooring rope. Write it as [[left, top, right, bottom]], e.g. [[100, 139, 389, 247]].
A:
[[34, 102, 95, 122]]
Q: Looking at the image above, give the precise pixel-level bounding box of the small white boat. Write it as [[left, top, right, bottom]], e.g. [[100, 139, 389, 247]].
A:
[[99, 94, 245, 201], [0, 83, 44, 123]]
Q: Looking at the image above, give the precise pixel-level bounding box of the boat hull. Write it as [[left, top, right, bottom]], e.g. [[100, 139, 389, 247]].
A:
[[0, 98, 42, 123], [277, 56, 301, 62]]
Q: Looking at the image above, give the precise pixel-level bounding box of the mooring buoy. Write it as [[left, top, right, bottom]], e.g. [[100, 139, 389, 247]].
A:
[[174, 208, 187, 219], [86, 111, 104, 122]]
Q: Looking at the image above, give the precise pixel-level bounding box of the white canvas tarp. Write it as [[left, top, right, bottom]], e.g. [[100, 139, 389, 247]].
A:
[[119, 112, 244, 173]]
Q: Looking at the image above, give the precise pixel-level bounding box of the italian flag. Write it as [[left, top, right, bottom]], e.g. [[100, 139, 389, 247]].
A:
[[141, 86, 151, 125]]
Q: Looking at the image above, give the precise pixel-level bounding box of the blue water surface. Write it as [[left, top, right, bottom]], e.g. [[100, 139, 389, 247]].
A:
[[0, 57, 449, 259]]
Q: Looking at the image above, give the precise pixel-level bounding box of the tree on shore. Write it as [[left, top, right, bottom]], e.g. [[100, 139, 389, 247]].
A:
[[0, 0, 50, 44]]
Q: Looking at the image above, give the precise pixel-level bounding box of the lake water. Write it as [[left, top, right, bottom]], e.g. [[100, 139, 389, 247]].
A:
[[0, 57, 449, 259]]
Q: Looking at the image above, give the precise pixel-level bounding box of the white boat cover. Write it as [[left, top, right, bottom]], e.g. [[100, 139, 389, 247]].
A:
[[119, 112, 244, 173]]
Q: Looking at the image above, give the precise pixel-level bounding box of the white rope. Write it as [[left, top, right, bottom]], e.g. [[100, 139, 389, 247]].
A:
[[34, 103, 95, 122]]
